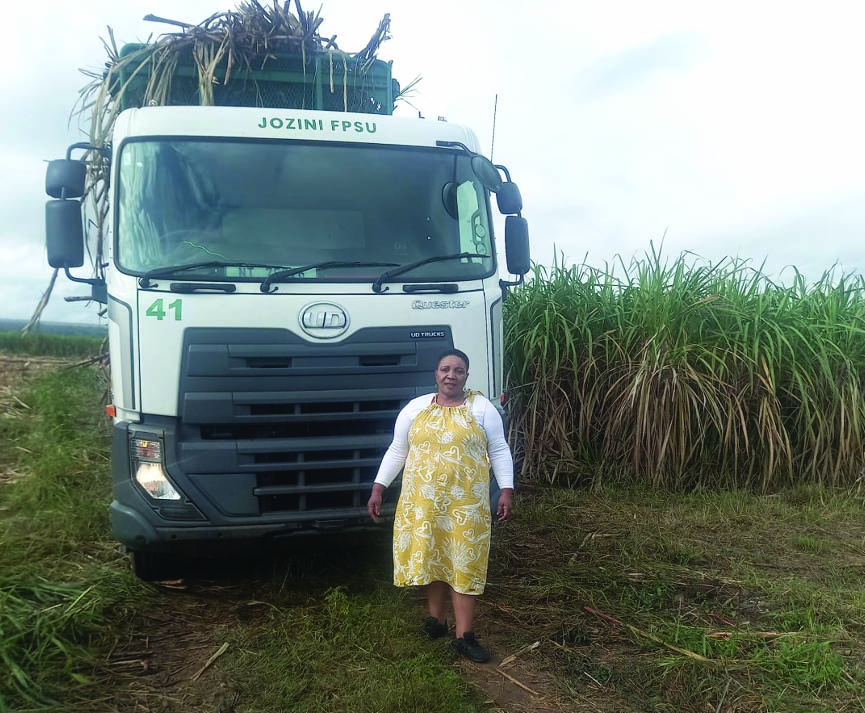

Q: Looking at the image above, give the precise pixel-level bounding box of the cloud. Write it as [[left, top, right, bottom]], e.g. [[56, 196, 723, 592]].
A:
[[572, 32, 707, 103], [711, 192, 865, 278]]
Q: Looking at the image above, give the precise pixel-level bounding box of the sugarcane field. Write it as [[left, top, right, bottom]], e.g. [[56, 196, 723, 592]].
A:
[[3, 2, 865, 712]]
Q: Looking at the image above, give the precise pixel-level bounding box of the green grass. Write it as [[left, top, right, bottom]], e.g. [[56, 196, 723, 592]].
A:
[[0, 366, 149, 712], [757, 639, 849, 695], [0, 330, 104, 359], [505, 247, 865, 490], [227, 586, 482, 713], [488, 485, 865, 712]]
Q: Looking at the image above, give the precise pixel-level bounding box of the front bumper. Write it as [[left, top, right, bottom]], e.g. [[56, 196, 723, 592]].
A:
[[109, 499, 390, 551]]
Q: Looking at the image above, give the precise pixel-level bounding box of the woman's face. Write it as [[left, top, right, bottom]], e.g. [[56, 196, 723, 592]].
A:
[[435, 355, 469, 399]]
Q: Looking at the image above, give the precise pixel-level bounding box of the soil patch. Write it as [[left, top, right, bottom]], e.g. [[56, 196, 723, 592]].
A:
[[463, 613, 577, 712], [671, 578, 768, 627], [463, 605, 643, 713], [102, 579, 262, 713]]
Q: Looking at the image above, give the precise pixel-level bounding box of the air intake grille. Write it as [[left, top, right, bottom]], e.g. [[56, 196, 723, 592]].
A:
[[175, 326, 452, 519]]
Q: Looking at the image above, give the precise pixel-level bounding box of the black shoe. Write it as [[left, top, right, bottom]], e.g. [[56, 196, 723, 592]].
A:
[[423, 616, 448, 639], [451, 631, 490, 662]]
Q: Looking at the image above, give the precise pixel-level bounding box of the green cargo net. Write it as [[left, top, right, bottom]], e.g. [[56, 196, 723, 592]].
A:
[[112, 43, 395, 114]]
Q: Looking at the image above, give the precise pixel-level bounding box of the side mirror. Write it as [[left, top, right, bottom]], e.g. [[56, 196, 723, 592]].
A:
[[496, 182, 523, 215], [46, 159, 86, 199], [504, 216, 530, 275], [45, 200, 84, 268], [471, 155, 503, 192]]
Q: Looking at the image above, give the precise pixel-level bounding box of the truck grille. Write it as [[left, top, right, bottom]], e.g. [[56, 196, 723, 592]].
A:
[[174, 327, 452, 519]]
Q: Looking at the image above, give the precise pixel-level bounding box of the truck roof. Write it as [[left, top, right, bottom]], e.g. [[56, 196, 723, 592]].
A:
[[112, 106, 482, 153]]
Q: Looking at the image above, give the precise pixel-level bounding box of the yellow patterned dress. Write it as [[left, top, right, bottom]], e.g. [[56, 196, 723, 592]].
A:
[[392, 392, 492, 595]]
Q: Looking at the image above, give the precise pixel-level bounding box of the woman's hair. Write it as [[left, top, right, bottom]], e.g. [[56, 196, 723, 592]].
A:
[[436, 348, 469, 372]]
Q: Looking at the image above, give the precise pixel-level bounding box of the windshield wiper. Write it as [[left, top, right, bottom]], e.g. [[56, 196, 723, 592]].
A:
[[371, 253, 489, 293], [260, 261, 399, 293], [139, 261, 291, 288]]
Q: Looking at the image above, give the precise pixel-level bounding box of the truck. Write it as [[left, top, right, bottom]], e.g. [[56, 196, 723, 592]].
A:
[[43, 48, 530, 580]]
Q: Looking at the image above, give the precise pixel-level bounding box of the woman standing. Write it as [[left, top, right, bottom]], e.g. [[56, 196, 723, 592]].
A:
[[367, 349, 514, 663]]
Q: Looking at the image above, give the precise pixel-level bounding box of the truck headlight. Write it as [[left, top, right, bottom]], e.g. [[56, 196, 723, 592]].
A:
[[132, 437, 181, 500], [135, 462, 181, 500]]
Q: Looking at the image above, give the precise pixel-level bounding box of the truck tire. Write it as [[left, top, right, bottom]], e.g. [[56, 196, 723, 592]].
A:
[[131, 550, 181, 581]]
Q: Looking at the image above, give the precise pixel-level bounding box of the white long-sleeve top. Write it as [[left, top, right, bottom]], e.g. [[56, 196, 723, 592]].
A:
[[373, 393, 515, 490]]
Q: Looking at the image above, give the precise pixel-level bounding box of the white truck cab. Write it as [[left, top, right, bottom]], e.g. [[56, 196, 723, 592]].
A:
[[45, 106, 530, 579]]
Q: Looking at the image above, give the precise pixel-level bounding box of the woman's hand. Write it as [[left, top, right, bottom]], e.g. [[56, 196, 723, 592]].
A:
[[367, 483, 386, 522], [496, 488, 514, 522]]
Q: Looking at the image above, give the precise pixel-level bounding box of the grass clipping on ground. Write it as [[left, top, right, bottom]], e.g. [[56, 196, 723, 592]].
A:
[[488, 485, 865, 712]]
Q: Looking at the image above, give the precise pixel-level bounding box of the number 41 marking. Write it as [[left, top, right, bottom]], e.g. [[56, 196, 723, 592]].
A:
[[145, 298, 183, 321]]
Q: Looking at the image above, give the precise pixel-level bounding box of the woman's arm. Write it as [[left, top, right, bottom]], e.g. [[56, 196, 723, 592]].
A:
[[481, 399, 515, 521], [481, 400, 514, 490], [367, 483, 387, 522]]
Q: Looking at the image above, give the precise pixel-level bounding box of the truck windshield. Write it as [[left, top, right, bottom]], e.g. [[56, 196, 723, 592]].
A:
[[116, 139, 495, 282]]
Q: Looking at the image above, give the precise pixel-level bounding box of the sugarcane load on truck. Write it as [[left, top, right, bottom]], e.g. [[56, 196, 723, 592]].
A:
[[43, 2, 530, 580]]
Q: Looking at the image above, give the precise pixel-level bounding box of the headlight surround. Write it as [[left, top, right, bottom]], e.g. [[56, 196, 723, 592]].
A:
[[131, 437, 181, 500]]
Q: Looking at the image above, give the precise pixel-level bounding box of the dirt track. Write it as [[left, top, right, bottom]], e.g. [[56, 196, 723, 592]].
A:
[[104, 577, 247, 712], [98, 548, 567, 713]]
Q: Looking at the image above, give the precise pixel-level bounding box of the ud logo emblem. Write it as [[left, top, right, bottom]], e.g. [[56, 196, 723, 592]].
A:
[[299, 302, 349, 339]]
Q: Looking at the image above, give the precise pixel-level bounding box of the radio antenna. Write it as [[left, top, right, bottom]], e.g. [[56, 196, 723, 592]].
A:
[[490, 94, 498, 161]]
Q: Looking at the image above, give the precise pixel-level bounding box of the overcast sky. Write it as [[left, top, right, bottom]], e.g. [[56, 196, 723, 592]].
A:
[[3, 0, 864, 324]]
